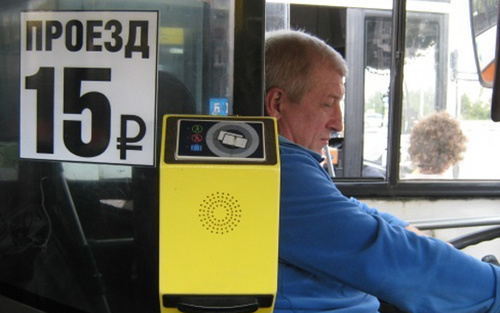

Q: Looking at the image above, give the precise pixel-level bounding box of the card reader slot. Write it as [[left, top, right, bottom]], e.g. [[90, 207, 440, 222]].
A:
[[178, 296, 258, 313], [163, 295, 274, 313]]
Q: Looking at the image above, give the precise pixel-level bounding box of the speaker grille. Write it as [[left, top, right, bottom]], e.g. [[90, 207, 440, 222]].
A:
[[199, 192, 242, 235]]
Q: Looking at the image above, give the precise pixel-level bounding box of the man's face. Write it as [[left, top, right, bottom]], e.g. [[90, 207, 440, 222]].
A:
[[277, 65, 345, 153]]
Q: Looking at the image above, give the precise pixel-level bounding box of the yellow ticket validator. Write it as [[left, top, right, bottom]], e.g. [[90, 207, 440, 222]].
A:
[[159, 115, 280, 313]]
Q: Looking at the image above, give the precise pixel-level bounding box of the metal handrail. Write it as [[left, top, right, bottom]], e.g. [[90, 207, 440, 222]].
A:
[[408, 216, 500, 230]]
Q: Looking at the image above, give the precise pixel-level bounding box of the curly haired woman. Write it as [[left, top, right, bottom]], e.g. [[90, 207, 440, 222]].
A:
[[408, 111, 467, 177]]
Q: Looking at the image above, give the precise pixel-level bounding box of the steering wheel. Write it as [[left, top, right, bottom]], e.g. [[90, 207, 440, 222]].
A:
[[379, 225, 500, 313], [449, 226, 500, 250]]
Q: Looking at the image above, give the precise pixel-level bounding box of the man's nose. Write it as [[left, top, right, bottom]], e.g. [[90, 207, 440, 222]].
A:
[[328, 105, 343, 132]]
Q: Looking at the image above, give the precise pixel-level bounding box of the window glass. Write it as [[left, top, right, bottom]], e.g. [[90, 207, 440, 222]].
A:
[[0, 0, 235, 312], [265, 2, 289, 31], [362, 12, 443, 179], [267, 0, 500, 183], [363, 15, 392, 178], [400, 1, 498, 180], [360, 1, 499, 181]]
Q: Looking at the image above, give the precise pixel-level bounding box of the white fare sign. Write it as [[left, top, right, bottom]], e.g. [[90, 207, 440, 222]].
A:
[[20, 11, 158, 166]]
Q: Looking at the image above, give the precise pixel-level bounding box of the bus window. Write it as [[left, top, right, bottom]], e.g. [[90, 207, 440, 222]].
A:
[[399, 1, 497, 181], [267, 0, 500, 183], [363, 12, 444, 179], [0, 1, 258, 312]]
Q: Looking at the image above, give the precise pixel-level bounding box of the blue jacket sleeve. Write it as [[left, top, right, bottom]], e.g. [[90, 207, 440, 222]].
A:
[[279, 149, 500, 313], [347, 197, 409, 228]]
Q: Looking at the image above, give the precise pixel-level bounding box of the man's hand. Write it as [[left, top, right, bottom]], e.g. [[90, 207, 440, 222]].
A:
[[405, 224, 426, 236]]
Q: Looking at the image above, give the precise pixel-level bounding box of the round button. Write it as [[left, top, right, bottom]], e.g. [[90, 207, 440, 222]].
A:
[[205, 121, 260, 158]]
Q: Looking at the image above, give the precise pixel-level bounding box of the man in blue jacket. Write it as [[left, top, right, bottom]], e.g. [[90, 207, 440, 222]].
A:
[[264, 29, 500, 312]]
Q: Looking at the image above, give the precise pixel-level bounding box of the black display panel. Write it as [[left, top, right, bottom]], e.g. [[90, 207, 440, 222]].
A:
[[163, 116, 277, 165]]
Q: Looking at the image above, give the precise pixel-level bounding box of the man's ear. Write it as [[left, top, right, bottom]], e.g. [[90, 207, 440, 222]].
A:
[[265, 87, 285, 119]]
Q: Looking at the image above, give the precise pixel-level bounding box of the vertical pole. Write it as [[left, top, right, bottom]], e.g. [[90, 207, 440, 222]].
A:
[[387, 0, 406, 186]]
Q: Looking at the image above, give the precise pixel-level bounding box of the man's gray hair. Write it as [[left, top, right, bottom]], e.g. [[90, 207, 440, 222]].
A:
[[265, 29, 348, 103]]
